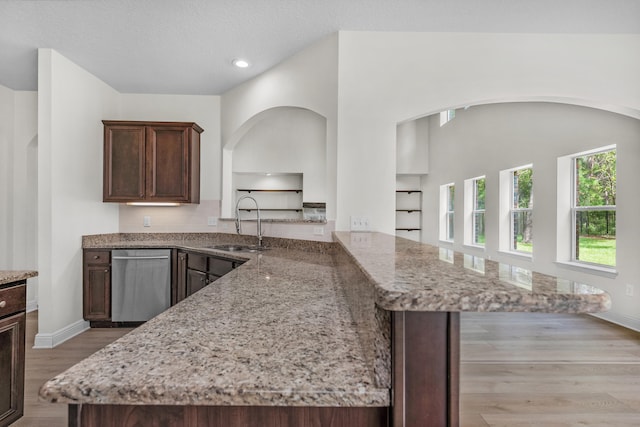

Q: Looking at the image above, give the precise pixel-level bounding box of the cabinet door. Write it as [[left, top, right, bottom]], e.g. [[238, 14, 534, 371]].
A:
[[208, 257, 235, 277], [103, 125, 146, 202], [0, 312, 25, 427], [145, 126, 190, 202], [83, 265, 111, 321], [186, 270, 208, 297], [174, 251, 188, 305]]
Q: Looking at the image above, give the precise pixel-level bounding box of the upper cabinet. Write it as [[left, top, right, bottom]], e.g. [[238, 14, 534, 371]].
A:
[[103, 121, 203, 204]]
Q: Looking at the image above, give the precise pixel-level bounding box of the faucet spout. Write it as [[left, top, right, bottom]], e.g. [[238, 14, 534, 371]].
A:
[[235, 195, 262, 247]]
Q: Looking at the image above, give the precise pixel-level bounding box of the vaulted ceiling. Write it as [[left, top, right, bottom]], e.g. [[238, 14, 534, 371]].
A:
[[1, 0, 638, 95]]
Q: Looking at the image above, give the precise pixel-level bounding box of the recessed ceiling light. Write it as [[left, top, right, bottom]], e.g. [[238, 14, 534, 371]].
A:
[[232, 58, 250, 68]]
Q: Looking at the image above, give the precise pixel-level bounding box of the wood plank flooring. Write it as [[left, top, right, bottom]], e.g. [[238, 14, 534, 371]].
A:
[[11, 311, 640, 426], [460, 312, 640, 427], [13, 312, 133, 427]]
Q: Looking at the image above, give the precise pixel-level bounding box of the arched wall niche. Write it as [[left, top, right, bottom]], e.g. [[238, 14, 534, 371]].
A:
[[221, 106, 328, 218]]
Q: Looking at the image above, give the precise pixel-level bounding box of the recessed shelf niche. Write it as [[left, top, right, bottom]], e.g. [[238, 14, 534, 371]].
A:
[[396, 175, 423, 242], [233, 173, 303, 220]]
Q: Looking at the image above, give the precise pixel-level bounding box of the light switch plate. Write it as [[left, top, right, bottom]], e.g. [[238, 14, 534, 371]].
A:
[[350, 216, 371, 231], [143, 216, 151, 227]]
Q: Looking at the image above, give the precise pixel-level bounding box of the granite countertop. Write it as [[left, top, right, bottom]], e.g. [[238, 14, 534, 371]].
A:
[[40, 231, 611, 408], [0, 270, 38, 286], [40, 245, 388, 407], [333, 231, 611, 313]]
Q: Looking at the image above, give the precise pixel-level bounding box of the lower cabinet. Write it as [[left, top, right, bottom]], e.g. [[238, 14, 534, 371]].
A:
[[83, 250, 111, 321], [186, 269, 208, 296], [175, 251, 239, 303], [84, 248, 243, 323], [0, 282, 26, 427]]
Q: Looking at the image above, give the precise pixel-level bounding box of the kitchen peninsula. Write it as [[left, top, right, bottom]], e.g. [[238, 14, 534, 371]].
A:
[[39, 232, 610, 427]]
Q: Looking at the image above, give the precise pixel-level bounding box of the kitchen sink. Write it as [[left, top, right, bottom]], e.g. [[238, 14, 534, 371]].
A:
[[207, 244, 269, 253]]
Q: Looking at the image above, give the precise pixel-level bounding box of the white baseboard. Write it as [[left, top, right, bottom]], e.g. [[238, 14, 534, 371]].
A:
[[33, 319, 90, 349], [26, 299, 38, 313], [590, 312, 640, 333]]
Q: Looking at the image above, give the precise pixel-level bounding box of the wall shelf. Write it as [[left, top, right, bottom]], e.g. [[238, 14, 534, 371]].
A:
[[396, 176, 423, 242], [237, 189, 302, 193], [233, 174, 304, 220], [239, 208, 302, 212]]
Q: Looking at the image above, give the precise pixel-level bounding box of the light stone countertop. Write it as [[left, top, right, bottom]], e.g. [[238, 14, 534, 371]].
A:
[[40, 245, 389, 407], [39, 231, 611, 408], [0, 270, 37, 286], [333, 231, 611, 313]]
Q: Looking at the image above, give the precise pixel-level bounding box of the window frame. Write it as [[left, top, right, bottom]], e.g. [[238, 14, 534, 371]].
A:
[[509, 166, 533, 254], [570, 146, 616, 267], [472, 176, 486, 247], [445, 183, 455, 242], [439, 182, 456, 243]]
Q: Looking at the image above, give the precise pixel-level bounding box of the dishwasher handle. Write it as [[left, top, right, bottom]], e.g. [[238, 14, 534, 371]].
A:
[[112, 255, 170, 260]]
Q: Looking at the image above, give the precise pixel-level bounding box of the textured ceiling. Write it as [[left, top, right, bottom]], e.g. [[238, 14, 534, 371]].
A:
[[1, 0, 639, 95]]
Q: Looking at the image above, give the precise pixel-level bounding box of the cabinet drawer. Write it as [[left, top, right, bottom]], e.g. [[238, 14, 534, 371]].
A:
[[0, 284, 26, 318], [187, 253, 207, 272], [208, 257, 235, 277], [85, 251, 110, 266]]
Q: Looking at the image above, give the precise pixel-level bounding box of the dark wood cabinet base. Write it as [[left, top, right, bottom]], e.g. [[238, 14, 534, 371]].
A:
[[88, 321, 144, 328], [69, 404, 389, 427], [392, 311, 460, 427]]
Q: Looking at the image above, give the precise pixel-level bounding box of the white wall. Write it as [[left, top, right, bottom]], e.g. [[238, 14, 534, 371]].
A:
[[117, 93, 222, 233], [396, 120, 429, 175], [36, 49, 121, 347], [335, 32, 640, 233], [0, 86, 39, 308], [12, 91, 38, 308], [0, 84, 14, 268], [232, 107, 327, 203], [421, 102, 640, 330], [221, 34, 339, 220]]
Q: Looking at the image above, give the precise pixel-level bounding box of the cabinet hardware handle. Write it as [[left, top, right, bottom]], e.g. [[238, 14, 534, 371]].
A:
[[0, 301, 6, 308], [93, 255, 100, 259], [105, 269, 109, 273]]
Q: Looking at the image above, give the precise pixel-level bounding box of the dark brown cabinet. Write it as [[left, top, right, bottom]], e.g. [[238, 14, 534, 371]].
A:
[[85, 248, 243, 324], [173, 250, 188, 305], [83, 250, 111, 321], [103, 121, 203, 204], [176, 251, 240, 302], [0, 281, 26, 427]]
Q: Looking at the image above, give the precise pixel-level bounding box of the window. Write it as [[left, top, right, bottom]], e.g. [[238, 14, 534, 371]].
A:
[[572, 147, 616, 267], [510, 166, 533, 253], [439, 109, 456, 126], [472, 176, 486, 246], [440, 183, 455, 241], [446, 184, 455, 241]]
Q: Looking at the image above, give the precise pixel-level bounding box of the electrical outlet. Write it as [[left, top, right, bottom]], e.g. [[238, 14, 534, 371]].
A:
[[626, 284, 635, 297], [143, 216, 151, 227], [313, 227, 324, 236], [207, 216, 217, 226]]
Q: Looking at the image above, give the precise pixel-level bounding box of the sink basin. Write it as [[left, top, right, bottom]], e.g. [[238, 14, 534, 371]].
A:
[[207, 244, 269, 253]]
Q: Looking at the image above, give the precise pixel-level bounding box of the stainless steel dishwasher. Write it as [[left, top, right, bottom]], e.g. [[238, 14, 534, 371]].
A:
[[111, 249, 171, 322]]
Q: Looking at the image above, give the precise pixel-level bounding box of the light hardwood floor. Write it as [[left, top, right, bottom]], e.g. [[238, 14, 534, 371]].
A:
[[13, 312, 133, 427], [12, 311, 640, 426], [460, 312, 640, 426]]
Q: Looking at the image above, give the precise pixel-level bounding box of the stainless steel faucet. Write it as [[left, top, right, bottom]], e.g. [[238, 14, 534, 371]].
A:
[[235, 195, 262, 247]]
